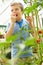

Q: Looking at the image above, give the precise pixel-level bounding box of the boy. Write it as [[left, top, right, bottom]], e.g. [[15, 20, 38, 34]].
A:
[[5, 2, 33, 65]]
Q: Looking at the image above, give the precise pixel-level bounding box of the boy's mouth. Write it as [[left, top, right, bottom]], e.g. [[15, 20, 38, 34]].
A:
[[16, 14, 18, 16], [13, 14, 18, 17]]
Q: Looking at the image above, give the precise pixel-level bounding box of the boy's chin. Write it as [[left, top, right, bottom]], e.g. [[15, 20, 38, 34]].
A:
[[16, 18, 19, 21]]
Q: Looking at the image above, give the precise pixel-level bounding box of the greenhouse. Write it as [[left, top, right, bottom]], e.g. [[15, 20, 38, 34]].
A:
[[0, 0, 43, 65]]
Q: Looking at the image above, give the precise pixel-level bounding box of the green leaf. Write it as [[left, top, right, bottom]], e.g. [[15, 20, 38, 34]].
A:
[[23, 0, 28, 4], [24, 37, 36, 46], [23, 2, 39, 15], [6, 33, 18, 42], [0, 33, 18, 49]]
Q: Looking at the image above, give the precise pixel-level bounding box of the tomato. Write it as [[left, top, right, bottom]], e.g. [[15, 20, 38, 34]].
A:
[[38, 30, 42, 34], [36, 38, 41, 43]]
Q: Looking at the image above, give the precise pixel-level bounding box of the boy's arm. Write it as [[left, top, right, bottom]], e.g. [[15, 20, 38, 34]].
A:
[[5, 22, 14, 38], [5, 15, 16, 38]]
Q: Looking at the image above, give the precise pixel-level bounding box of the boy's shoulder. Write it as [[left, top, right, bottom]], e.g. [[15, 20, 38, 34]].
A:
[[22, 18, 29, 26]]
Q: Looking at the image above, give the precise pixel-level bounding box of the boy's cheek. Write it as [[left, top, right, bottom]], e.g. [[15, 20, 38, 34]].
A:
[[13, 14, 16, 16], [11, 13, 16, 16]]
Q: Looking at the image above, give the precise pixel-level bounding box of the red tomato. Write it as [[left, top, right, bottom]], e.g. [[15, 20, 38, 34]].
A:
[[38, 30, 42, 34], [36, 38, 41, 43]]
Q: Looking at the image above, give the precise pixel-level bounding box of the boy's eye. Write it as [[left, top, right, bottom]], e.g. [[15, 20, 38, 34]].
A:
[[11, 9, 13, 12], [11, 8, 19, 12]]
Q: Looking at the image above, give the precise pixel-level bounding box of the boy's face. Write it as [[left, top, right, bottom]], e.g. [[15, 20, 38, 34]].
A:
[[11, 4, 23, 21]]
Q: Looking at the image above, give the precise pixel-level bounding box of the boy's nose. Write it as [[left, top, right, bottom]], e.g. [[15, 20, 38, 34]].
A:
[[13, 10, 16, 14], [12, 11, 16, 16]]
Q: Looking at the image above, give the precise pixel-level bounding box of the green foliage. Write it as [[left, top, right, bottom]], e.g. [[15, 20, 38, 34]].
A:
[[23, 0, 28, 4], [6, 33, 18, 42], [24, 37, 36, 46], [23, 2, 39, 15], [40, 2, 43, 7], [23, 0, 43, 15]]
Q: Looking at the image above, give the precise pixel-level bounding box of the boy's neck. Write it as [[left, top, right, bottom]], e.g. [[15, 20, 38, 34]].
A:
[[17, 18, 22, 22]]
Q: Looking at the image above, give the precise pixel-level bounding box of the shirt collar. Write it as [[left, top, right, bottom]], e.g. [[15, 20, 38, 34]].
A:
[[16, 19, 23, 28]]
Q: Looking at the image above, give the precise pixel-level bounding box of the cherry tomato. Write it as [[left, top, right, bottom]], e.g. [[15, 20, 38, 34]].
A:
[[36, 38, 41, 43], [38, 30, 42, 34]]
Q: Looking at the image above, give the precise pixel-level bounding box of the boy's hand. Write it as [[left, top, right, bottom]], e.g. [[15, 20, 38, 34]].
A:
[[11, 14, 16, 23]]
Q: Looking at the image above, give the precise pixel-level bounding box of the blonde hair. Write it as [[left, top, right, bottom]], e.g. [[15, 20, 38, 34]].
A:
[[10, 2, 24, 11]]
